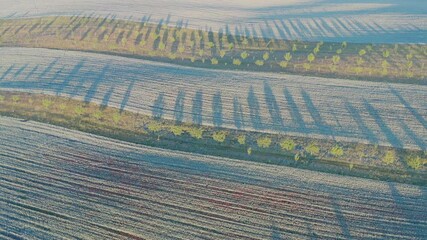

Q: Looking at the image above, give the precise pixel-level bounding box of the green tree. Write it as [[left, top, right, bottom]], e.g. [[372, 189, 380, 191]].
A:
[[257, 137, 271, 148], [280, 139, 295, 151], [307, 53, 315, 63]]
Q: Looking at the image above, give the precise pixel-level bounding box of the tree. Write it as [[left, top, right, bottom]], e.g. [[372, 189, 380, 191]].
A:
[[307, 53, 315, 63], [284, 52, 292, 62]]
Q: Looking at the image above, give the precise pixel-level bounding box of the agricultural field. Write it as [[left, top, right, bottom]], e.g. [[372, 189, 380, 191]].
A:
[[0, 117, 426, 239], [1, 0, 427, 239]]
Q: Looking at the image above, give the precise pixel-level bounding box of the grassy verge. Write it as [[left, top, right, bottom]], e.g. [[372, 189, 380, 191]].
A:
[[0, 16, 426, 83], [0, 91, 426, 185]]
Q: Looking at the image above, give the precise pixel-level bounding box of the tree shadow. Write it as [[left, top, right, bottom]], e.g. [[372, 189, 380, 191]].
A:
[[84, 63, 110, 103], [264, 82, 284, 129], [0, 64, 15, 81], [363, 99, 403, 148], [152, 92, 165, 119], [389, 86, 427, 130], [283, 87, 305, 130], [212, 91, 223, 127], [301, 89, 330, 135], [56, 60, 85, 96], [174, 90, 185, 123], [13, 64, 28, 78], [192, 90, 203, 125], [345, 101, 378, 144], [247, 86, 263, 129], [233, 96, 244, 129], [101, 86, 114, 109], [331, 197, 352, 239]]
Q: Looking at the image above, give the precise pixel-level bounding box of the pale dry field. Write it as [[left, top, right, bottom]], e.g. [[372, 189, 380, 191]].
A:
[[0, 116, 426, 239], [1, 0, 426, 43]]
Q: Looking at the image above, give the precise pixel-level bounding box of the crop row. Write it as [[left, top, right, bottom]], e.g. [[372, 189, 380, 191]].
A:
[[0, 16, 426, 81], [1, 91, 426, 186]]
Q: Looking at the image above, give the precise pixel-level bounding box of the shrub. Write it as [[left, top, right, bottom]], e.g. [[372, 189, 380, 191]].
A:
[[59, 103, 66, 111], [358, 49, 366, 56], [186, 127, 203, 139], [92, 110, 103, 120], [280, 139, 295, 151], [0, 95, 4, 102], [170, 126, 184, 136], [212, 131, 227, 143], [147, 122, 162, 132], [241, 51, 249, 59], [305, 143, 320, 155], [42, 98, 53, 109], [279, 61, 288, 68], [247, 147, 252, 155], [219, 50, 226, 58], [233, 58, 241, 66], [307, 53, 315, 63], [11, 95, 20, 103], [198, 49, 204, 57], [332, 55, 341, 65], [330, 145, 344, 157], [292, 44, 297, 52], [112, 112, 121, 125], [178, 45, 185, 53], [336, 49, 342, 54], [294, 153, 300, 161], [169, 53, 177, 60], [284, 52, 292, 61], [237, 135, 246, 145], [255, 60, 264, 66], [228, 43, 234, 50], [382, 150, 396, 165], [257, 137, 271, 148], [406, 155, 424, 170], [210, 58, 218, 65], [263, 52, 269, 61], [74, 105, 85, 116]]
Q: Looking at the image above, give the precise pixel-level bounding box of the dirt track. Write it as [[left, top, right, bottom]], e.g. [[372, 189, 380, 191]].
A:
[[1, 47, 426, 150], [0, 116, 426, 239]]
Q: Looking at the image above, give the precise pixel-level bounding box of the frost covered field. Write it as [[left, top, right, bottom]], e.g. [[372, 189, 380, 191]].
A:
[[0, 116, 426, 239], [1, 0, 426, 43], [1, 47, 426, 150]]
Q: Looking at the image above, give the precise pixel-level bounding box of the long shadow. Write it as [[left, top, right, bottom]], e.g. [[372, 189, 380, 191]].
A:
[[264, 82, 284, 129], [13, 64, 28, 78], [247, 86, 263, 129], [56, 60, 85, 96], [152, 92, 165, 119], [14, 24, 27, 35], [84, 63, 110, 103], [283, 87, 305, 130], [345, 101, 379, 144], [0, 64, 15, 81], [24, 65, 39, 81], [212, 91, 223, 127], [192, 90, 203, 125], [233, 96, 244, 129], [38, 59, 59, 81], [120, 79, 136, 113], [101, 86, 114, 109], [398, 119, 426, 150], [301, 89, 331, 135], [363, 99, 403, 148], [389, 86, 427, 130], [42, 16, 59, 32], [331, 197, 352, 239], [387, 182, 424, 239], [174, 90, 185, 123]]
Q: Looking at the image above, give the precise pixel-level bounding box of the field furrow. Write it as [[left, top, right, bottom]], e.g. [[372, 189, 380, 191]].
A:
[[0, 117, 426, 239]]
